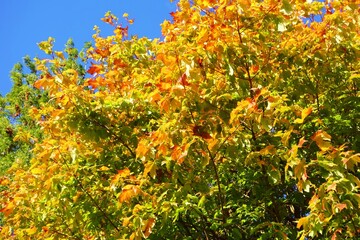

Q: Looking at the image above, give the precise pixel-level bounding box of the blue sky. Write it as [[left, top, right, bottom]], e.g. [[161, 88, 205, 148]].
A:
[[0, 0, 177, 96]]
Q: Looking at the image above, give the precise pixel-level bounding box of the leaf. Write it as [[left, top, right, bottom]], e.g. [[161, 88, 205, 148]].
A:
[[294, 107, 312, 124], [87, 63, 103, 75], [31, 167, 43, 175], [297, 217, 308, 229], [327, 182, 337, 192], [198, 195, 206, 207], [298, 137, 307, 148], [177, 73, 190, 86], [143, 162, 157, 178], [143, 218, 156, 238], [192, 125, 212, 139], [171, 145, 188, 164], [37, 37, 54, 54], [259, 145, 276, 155], [98, 166, 110, 171], [119, 185, 141, 203], [112, 168, 131, 184], [335, 203, 347, 212], [26, 226, 37, 235], [294, 159, 307, 181], [311, 130, 332, 151], [281, 127, 293, 146], [268, 168, 281, 184], [136, 140, 150, 158], [0, 201, 14, 216]]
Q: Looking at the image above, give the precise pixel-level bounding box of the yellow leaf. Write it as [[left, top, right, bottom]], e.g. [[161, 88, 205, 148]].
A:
[[99, 166, 110, 171], [123, 217, 131, 227], [26, 226, 37, 235], [207, 138, 218, 151], [301, 107, 312, 120], [294, 159, 307, 181], [259, 145, 276, 155], [281, 127, 293, 146], [31, 168, 43, 175], [143, 162, 157, 179], [297, 216, 308, 229], [294, 107, 312, 124], [55, 51, 65, 59], [311, 130, 332, 151]]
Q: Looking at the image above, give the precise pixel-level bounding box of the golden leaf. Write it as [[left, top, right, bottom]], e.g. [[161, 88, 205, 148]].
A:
[[311, 130, 332, 151], [26, 226, 37, 235], [297, 216, 308, 229], [98, 166, 110, 171]]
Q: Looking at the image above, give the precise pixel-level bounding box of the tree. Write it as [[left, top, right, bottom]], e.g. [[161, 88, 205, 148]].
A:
[[1, 0, 359, 239], [0, 38, 88, 232]]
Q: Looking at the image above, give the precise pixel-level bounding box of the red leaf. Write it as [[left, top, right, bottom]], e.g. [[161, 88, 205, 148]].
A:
[[192, 125, 212, 139], [178, 73, 190, 86], [87, 64, 103, 75]]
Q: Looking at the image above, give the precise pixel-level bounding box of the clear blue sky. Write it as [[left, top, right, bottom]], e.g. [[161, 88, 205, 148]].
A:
[[0, 0, 177, 96]]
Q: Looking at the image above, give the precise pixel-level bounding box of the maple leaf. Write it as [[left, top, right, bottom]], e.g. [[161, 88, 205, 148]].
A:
[[87, 64, 103, 75], [311, 130, 332, 151], [119, 185, 141, 203], [113, 59, 128, 68], [297, 216, 309, 229], [177, 73, 190, 86], [143, 218, 156, 238], [0, 201, 15, 216], [192, 125, 212, 139]]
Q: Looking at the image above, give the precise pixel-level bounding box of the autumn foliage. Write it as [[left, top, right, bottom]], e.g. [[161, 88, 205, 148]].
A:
[[1, 0, 359, 239]]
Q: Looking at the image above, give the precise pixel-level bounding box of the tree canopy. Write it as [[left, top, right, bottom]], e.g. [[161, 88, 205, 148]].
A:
[[1, 0, 359, 239]]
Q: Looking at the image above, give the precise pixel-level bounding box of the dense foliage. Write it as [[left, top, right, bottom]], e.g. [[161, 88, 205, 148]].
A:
[[1, 0, 359, 239]]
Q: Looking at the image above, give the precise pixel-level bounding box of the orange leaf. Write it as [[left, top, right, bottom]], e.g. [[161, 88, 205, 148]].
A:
[[298, 137, 307, 148], [117, 168, 131, 177], [113, 59, 128, 68], [336, 203, 347, 211], [112, 168, 131, 184], [327, 182, 337, 192], [259, 145, 276, 155], [0, 201, 14, 216], [143, 218, 156, 238], [119, 185, 140, 203], [294, 107, 312, 124], [136, 140, 150, 158], [95, 48, 110, 58]]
